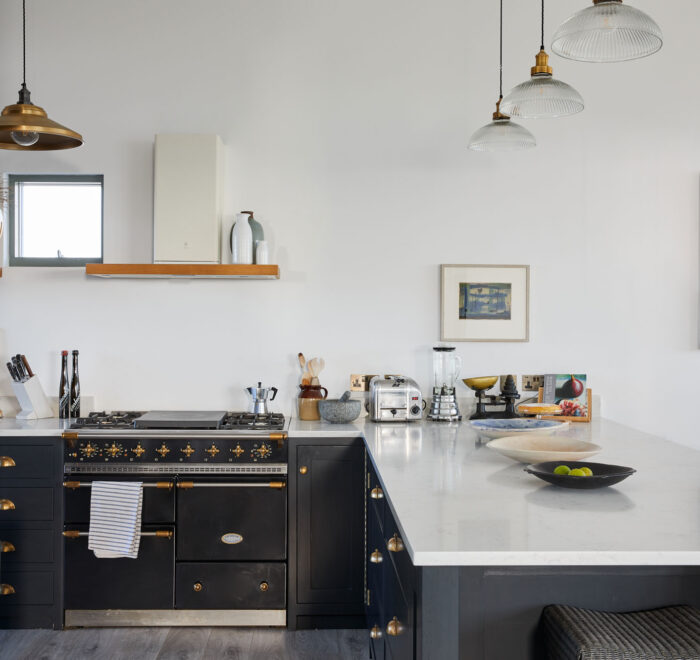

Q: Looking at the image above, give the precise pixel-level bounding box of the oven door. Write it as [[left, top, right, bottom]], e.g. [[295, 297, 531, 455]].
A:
[[176, 477, 287, 561], [63, 524, 175, 610]]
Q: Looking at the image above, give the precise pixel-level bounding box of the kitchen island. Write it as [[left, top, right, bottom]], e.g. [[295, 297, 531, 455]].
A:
[[289, 417, 700, 659]]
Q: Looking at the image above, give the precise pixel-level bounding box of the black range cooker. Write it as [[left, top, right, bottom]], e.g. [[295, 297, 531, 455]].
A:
[[62, 411, 289, 627]]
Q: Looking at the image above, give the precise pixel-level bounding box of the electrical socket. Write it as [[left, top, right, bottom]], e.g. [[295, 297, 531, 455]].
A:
[[521, 374, 544, 392], [350, 374, 377, 392]]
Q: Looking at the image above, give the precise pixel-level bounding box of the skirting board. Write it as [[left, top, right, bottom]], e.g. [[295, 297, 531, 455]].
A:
[[65, 609, 286, 628]]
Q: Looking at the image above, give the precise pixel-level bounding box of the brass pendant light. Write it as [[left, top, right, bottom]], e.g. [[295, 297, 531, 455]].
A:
[[0, 0, 82, 150]]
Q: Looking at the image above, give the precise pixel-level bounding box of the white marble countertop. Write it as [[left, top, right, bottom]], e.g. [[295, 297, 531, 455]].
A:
[[3, 414, 700, 568]]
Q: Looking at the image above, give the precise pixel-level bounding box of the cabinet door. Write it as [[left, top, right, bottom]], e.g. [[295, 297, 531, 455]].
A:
[[296, 444, 364, 605]]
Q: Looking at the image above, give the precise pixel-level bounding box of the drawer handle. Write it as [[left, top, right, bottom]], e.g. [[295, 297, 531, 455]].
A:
[[370, 487, 384, 500], [370, 625, 382, 639], [193, 582, 203, 592], [387, 534, 404, 553], [370, 549, 383, 564], [1, 584, 15, 596], [0, 456, 15, 468], [259, 581, 269, 592], [299, 466, 308, 475], [1, 541, 16, 553], [0, 499, 15, 511], [386, 616, 404, 637]]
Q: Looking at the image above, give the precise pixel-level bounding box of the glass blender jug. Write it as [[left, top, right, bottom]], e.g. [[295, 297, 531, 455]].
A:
[[428, 346, 463, 421]]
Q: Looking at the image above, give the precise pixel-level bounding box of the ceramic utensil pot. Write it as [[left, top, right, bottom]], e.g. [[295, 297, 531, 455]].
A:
[[246, 382, 278, 415], [298, 384, 329, 421]]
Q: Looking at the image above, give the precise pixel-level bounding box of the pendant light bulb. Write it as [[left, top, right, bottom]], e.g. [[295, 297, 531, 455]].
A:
[[10, 130, 39, 146], [551, 0, 662, 63]]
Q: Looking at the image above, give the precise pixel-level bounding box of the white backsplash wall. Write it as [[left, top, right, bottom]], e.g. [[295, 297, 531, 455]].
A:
[[0, 0, 698, 446]]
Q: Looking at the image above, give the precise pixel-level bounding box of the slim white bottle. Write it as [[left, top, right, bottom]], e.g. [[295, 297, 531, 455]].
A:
[[255, 240, 269, 265], [231, 213, 253, 264]]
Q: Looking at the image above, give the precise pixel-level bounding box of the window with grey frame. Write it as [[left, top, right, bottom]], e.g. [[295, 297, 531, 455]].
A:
[[8, 174, 104, 267]]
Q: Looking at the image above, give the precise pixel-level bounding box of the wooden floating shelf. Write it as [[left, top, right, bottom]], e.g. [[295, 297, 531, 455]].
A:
[[85, 264, 280, 280]]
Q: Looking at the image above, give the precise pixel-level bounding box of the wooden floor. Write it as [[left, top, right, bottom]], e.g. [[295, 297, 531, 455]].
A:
[[0, 627, 368, 660]]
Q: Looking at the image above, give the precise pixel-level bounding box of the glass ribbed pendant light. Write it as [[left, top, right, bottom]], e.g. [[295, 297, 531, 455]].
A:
[[468, 0, 536, 152], [501, 0, 584, 118], [551, 0, 662, 63], [0, 0, 82, 150]]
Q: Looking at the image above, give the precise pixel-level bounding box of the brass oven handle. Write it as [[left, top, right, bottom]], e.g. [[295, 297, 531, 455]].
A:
[[1, 584, 16, 596], [299, 466, 308, 475], [370, 625, 382, 639], [63, 481, 174, 490], [1, 541, 16, 553], [259, 581, 269, 592], [176, 481, 286, 489], [370, 487, 384, 500], [0, 499, 16, 511], [193, 582, 203, 592], [386, 616, 404, 637], [63, 530, 173, 540], [387, 534, 404, 553], [0, 456, 15, 468], [370, 549, 383, 564]]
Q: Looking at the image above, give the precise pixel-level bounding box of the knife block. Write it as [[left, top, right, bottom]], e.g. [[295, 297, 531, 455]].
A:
[[11, 376, 54, 419]]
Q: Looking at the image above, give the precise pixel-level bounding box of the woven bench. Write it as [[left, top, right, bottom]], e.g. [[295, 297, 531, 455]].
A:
[[542, 604, 700, 660]]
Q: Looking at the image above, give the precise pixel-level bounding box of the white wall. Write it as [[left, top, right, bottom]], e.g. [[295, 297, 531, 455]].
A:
[[0, 0, 698, 445]]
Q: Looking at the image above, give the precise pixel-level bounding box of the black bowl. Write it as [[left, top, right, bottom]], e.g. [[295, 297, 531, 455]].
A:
[[524, 461, 636, 489]]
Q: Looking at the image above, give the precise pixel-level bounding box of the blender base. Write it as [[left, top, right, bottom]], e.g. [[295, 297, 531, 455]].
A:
[[427, 389, 462, 422]]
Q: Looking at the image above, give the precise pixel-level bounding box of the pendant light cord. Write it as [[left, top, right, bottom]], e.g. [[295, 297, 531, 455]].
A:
[[499, 0, 503, 99], [541, 0, 545, 50], [22, 0, 26, 85]]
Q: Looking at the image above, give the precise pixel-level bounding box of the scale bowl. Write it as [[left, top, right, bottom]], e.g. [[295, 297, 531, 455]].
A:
[[463, 376, 499, 392]]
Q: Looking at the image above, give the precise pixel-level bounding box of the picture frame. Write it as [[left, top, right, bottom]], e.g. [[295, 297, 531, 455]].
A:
[[440, 264, 530, 342]]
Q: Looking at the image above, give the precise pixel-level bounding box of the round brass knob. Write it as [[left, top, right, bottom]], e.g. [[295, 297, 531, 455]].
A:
[[370, 549, 383, 564], [193, 582, 203, 592], [299, 466, 308, 475], [0, 584, 16, 596], [387, 534, 404, 553], [386, 616, 404, 637], [259, 581, 269, 592], [0, 456, 16, 468], [370, 625, 382, 639], [370, 487, 384, 500], [1, 541, 16, 553], [0, 499, 16, 511]]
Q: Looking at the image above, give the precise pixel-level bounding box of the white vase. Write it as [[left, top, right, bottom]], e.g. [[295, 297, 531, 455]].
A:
[[231, 213, 253, 264], [255, 240, 269, 265]]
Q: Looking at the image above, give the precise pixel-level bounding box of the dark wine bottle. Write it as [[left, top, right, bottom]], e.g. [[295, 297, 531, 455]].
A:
[[70, 350, 80, 418], [59, 351, 70, 419]]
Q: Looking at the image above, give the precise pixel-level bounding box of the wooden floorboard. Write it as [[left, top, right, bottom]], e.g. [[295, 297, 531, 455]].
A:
[[0, 628, 367, 660]]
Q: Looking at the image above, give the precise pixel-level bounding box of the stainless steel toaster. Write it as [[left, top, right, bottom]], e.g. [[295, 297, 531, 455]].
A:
[[368, 376, 424, 422]]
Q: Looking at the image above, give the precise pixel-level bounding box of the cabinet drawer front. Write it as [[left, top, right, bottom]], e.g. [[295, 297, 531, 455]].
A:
[[0, 570, 53, 605], [0, 445, 55, 481], [176, 562, 285, 610], [384, 559, 414, 660], [0, 488, 54, 522], [367, 503, 385, 610], [0, 529, 54, 564], [368, 463, 385, 532]]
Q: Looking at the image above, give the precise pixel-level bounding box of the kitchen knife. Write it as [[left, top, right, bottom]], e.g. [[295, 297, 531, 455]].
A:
[[12, 356, 25, 381], [20, 355, 34, 379], [6, 362, 19, 382]]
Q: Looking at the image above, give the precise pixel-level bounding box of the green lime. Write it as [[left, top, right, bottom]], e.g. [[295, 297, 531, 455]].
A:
[[569, 468, 586, 477], [580, 467, 593, 477], [553, 465, 571, 475]]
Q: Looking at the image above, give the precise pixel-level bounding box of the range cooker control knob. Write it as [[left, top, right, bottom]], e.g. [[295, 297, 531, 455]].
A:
[[181, 444, 195, 458], [156, 443, 170, 458], [411, 405, 421, 415], [205, 444, 220, 458], [80, 443, 98, 458], [131, 443, 146, 458], [231, 444, 245, 458], [105, 443, 124, 459], [254, 443, 272, 459]]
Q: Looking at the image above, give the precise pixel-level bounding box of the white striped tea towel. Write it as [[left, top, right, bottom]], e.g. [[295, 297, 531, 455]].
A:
[[88, 481, 144, 559]]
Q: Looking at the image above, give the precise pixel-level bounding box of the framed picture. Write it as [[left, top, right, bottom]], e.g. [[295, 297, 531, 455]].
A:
[[441, 264, 529, 342]]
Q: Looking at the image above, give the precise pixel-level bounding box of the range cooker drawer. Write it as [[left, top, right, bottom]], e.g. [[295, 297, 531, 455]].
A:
[[64, 524, 174, 610], [63, 477, 175, 524], [176, 562, 286, 610], [176, 481, 286, 561]]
